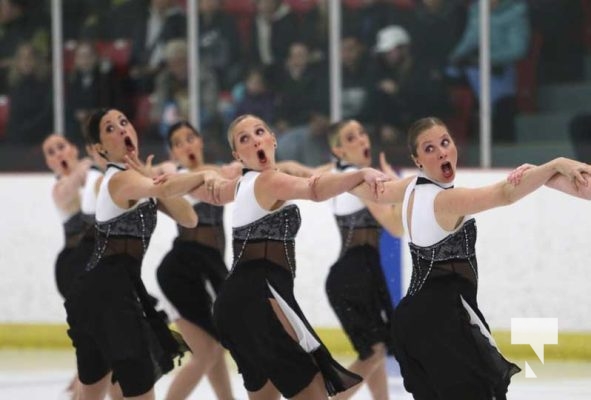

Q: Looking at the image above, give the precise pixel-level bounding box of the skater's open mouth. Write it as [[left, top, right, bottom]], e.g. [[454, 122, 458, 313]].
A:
[[441, 161, 453, 178], [124, 136, 135, 152]]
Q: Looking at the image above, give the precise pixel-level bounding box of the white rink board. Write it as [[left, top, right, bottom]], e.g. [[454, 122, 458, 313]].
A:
[[1, 170, 590, 331]]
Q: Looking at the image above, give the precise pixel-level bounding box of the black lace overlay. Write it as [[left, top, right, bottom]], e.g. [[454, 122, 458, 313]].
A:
[[335, 208, 380, 230], [64, 211, 89, 238], [191, 202, 224, 226], [407, 218, 478, 296], [86, 200, 157, 271]]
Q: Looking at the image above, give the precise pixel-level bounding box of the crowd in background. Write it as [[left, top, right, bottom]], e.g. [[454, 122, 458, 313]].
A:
[[0, 0, 588, 170]]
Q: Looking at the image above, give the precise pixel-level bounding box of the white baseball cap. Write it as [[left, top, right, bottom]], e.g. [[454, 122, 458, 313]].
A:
[[375, 25, 410, 53]]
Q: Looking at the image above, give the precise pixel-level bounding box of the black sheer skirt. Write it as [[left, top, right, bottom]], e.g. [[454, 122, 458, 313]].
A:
[[213, 258, 362, 397], [157, 239, 228, 339], [391, 273, 520, 400], [65, 254, 188, 387], [326, 244, 394, 360]]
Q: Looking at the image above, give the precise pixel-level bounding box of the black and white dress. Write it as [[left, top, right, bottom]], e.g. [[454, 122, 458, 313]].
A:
[[391, 175, 520, 399], [157, 167, 228, 338], [65, 163, 187, 396], [325, 163, 394, 360], [213, 170, 362, 398]]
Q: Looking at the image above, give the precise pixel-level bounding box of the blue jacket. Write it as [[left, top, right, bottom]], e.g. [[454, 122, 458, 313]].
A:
[[449, 0, 530, 66]]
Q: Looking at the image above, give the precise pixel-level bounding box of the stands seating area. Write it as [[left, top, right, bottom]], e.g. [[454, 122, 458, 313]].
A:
[[2, 0, 591, 167], [63, 39, 131, 77], [445, 86, 474, 146]]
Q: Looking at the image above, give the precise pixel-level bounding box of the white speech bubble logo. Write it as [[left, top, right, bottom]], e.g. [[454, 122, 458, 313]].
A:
[[511, 318, 558, 378]]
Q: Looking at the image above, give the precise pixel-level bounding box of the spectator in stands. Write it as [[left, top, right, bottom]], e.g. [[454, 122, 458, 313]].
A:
[[247, 0, 299, 77], [197, 0, 243, 91], [4, 41, 53, 144], [273, 41, 328, 136], [528, 0, 585, 84], [447, 0, 530, 143], [128, 0, 187, 94], [0, 0, 49, 93], [408, 0, 467, 74], [341, 34, 373, 123], [299, 0, 329, 65], [299, 0, 343, 67], [65, 40, 118, 148], [232, 66, 276, 126], [150, 39, 220, 147], [276, 109, 332, 167], [368, 25, 450, 148], [271, 42, 333, 167], [351, 0, 413, 50], [298, 0, 361, 67]]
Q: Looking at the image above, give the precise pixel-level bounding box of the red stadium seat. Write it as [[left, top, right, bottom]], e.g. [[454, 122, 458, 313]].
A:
[[132, 94, 154, 135], [0, 96, 10, 139], [285, 0, 317, 14], [445, 85, 475, 146], [63, 40, 77, 74], [223, 0, 255, 14], [96, 39, 132, 77]]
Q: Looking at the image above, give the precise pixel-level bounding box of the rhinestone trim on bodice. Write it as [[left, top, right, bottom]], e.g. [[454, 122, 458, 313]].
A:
[[407, 218, 478, 296], [86, 200, 157, 271], [231, 204, 301, 277]]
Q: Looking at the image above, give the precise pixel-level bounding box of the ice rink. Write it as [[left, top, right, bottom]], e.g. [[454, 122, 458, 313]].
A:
[[1, 349, 591, 399]]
